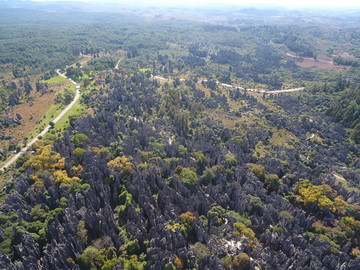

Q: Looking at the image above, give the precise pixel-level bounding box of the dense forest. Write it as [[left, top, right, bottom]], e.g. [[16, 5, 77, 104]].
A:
[[0, 2, 360, 270]]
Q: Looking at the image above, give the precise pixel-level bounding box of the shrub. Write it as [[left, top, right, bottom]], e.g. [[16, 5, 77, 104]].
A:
[[279, 211, 294, 221], [180, 212, 196, 225], [71, 133, 89, 147], [249, 195, 263, 209], [233, 222, 257, 246], [73, 148, 86, 163], [222, 255, 232, 269], [295, 179, 347, 213], [194, 151, 207, 174], [59, 197, 68, 208], [224, 154, 237, 169], [251, 164, 265, 180], [175, 166, 198, 191], [190, 242, 211, 262], [265, 174, 281, 191], [233, 253, 250, 270], [201, 168, 216, 185], [54, 170, 80, 184], [174, 256, 184, 269], [108, 156, 133, 176], [207, 205, 226, 226], [77, 220, 88, 243]]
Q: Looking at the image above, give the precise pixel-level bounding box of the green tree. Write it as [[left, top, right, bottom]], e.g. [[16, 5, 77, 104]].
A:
[[265, 174, 281, 191], [72, 133, 89, 147]]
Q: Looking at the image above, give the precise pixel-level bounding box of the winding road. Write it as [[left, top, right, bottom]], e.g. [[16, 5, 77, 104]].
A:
[[151, 75, 305, 94], [0, 70, 81, 172], [1, 64, 303, 172]]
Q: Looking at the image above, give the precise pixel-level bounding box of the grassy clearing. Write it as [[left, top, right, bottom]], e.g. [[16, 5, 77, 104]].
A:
[[252, 128, 298, 159], [269, 128, 299, 148], [53, 99, 85, 132], [42, 76, 69, 84]]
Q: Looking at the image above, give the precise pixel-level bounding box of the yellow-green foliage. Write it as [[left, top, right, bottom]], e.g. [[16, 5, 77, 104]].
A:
[[25, 145, 61, 171], [234, 222, 257, 247], [120, 254, 147, 270], [73, 147, 86, 164], [175, 166, 198, 191], [76, 220, 88, 243], [250, 164, 265, 180], [76, 246, 116, 270], [268, 128, 299, 149], [201, 167, 216, 185], [53, 170, 80, 184], [222, 255, 232, 269], [207, 205, 226, 226], [295, 179, 347, 213], [279, 211, 294, 221], [194, 151, 207, 173], [339, 216, 360, 234], [92, 147, 111, 157], [166, 222, 181, 231], [190, 242, 211, 262], [71, 133, 89, 147], [179, 211, 196, 236], [232, 252, 250, 270], [224, 154, 237, 168], [24, 145, 78, 186], [118, 190, 133, 214], [107, 156, 133, 176]]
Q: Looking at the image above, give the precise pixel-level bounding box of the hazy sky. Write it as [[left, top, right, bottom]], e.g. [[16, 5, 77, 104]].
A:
[[31, 0, 360, 8]]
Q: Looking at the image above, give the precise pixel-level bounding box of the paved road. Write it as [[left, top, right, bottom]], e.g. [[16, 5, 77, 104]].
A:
[[151, 75, 305, 94], [217, 82, 305, 94], [0, 70, 80, 172], [115, 57, 124, 70]]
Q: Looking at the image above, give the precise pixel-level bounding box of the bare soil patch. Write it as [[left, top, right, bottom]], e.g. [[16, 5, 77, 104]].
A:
[[285, 52, 346, 70]]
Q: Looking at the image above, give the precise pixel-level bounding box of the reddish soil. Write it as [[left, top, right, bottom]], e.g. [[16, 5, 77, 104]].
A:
[[0, 81, 70, 147], [285, 52, 346, 70]]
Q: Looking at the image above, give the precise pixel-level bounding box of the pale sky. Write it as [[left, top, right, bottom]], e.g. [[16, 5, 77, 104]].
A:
[[31, 0, 360, 8]]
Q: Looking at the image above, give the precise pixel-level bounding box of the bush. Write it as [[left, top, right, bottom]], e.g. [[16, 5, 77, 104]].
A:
[[180, 212, 196, 225], [251, 164, 265, 180], [224, 154, 237, 169], [207, 205, 226, 226], [59, 197, 68, 208], [279, 211, 294, 221], [265, 174, 281, 191], [233, 222, 257, 246], [233, 253, 250, 270], [201, 168, 216, 185], [73, 147, 86, 163], [249, 195, 263, 209], [72, 133, 89, 147], [175, 166, 198, 191], [194, 151, 207, 174], [190, 242, 211, 262]]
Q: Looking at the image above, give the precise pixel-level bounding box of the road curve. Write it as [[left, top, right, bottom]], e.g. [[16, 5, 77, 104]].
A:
[[0, 70, 80, 172]]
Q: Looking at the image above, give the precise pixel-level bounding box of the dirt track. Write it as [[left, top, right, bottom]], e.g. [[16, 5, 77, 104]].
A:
[[0, 71, 80, 172]]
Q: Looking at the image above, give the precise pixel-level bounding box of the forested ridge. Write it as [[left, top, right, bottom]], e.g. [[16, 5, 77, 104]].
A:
[[0, 3, 360, 270]]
